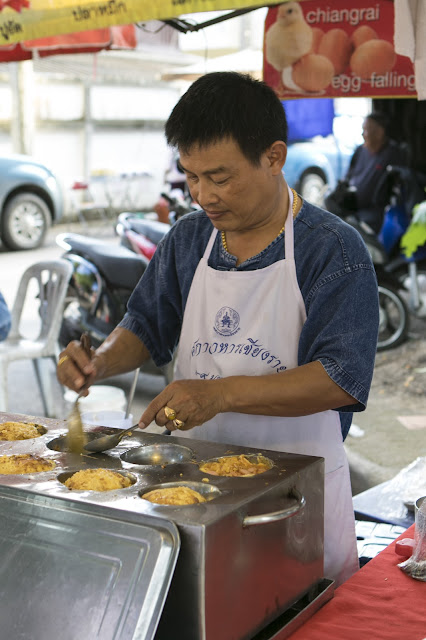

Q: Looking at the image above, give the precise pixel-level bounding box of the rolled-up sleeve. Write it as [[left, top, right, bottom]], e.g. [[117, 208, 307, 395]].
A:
[[299, 263, 379, 412], [119, 236, 183, 367]]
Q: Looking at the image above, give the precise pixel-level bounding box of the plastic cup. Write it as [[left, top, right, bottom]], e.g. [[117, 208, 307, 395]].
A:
[[81, 410, 133, 430]]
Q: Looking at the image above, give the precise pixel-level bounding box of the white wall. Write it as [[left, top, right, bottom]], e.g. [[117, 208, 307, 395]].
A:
[[29, 123, 172, 214], [0, 74, 181, 215]]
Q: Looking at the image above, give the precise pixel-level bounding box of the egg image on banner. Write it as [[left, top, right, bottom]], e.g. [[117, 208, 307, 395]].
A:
[[265, 2, 313, 72], [310, 27, 324, 53], [287, 53, 334, 92], [350, 39, 397, 80], [351, 25, 378, 48], [318, 29, 354, 75]]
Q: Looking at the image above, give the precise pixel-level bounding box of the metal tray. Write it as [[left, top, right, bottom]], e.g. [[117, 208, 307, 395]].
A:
[[0, 484, 179, 640]]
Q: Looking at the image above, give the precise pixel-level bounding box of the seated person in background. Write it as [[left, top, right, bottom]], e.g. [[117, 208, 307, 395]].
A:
[[0, 292, 11, 342], [325, 112, 406, 233]]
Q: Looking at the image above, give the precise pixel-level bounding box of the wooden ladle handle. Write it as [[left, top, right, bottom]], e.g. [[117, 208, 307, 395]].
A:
[[80, 332, 92, 357]]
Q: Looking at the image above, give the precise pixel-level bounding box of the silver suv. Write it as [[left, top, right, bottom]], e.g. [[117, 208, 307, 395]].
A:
[[0, 154, 63, 251]]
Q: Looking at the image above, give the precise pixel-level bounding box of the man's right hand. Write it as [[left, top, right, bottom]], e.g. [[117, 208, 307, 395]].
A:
[[57, 327, 152, 394], [56, 340, 97, 395]]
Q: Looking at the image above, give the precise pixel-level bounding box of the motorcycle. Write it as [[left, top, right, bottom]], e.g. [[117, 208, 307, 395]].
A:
[[344, 165, 426, 350], [116, 190, 198, 260], [56, 232, 174, 383], [377, 166, 426, 320], [348, 217, 410, 351]]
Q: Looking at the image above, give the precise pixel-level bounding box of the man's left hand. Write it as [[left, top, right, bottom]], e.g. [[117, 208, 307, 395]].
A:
[[139, 379, 225, 432]]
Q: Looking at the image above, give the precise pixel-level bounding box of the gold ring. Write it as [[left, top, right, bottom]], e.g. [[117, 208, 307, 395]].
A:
[[173, 418, 185, 430], [58, 355, 69, 366], [164, 406, 176, 421]]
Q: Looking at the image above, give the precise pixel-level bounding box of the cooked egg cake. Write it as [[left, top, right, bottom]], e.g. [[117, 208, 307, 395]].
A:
[[142, 486, 206, 505], [199, 454, 271, 477], [0, 454, 56, 474], [0, 421, 42, 441], [64, 468, 132, 491]]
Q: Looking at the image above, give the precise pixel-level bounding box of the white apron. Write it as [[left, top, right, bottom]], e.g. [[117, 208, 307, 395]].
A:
[[174, 188, 359, 586]]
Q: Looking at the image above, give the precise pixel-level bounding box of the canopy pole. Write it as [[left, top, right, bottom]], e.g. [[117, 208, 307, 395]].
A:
[[163, 8, 257, 34]]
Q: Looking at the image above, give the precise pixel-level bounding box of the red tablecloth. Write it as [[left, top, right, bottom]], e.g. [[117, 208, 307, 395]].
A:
[[289, 525, 426, 640]]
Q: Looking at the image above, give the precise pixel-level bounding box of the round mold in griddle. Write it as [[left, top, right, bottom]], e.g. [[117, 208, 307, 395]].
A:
[[0, 422, 48, 440], [57, 469, 138, 490], [198, 453, 274, 477], [46, 432, 105, 453], [139, 480, 221, 505], [120, 443, 193, 466]]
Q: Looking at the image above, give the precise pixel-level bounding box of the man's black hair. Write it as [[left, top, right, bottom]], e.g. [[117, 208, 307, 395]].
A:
[[366, 111, 391, 135], [165, 72, 288, 166]]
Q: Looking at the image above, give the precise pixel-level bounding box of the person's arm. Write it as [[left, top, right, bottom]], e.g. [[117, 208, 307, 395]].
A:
[[56, 214, 206, 396], [139, 360, 355, 431], [222, 361, 354, 415], [56, 327, 150, 394]]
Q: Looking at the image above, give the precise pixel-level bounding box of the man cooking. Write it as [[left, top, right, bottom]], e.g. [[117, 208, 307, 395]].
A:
[[57, 72, 379, 587]]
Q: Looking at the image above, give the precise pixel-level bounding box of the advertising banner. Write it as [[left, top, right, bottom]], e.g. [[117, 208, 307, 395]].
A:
[[0, 0, 282, 45], [0, 25, 136, 61], [263, 0, 417, 99]]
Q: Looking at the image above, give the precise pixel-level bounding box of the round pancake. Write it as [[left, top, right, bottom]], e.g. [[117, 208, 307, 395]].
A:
[[0, 422, 42, 441], [0, 454, 56, 474], [142, 486, 206, 505], [64, 468, 132, 491], [199, 454, 271, 477]]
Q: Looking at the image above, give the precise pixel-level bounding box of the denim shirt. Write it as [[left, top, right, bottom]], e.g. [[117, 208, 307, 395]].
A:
[[120, 199, 379, 440]]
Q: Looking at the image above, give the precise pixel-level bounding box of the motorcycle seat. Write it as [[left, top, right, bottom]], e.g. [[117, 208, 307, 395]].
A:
[[63, 234, 149, 289], [126, 219, 170, 245]]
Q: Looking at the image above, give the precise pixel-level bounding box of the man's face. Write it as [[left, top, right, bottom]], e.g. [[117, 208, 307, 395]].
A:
[[362, 117, 386, 153], [178, 138, 283, 233]]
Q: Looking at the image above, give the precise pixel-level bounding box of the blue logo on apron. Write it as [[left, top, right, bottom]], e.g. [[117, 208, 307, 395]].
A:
[[214, 306, 240, 336]]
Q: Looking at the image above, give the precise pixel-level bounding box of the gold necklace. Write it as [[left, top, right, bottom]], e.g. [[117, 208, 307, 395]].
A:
[[221, 188, 299, 253]]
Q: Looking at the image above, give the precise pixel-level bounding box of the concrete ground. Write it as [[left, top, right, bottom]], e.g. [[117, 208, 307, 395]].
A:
[[345, 333, 426, 495], [1, 220, 425, 498]]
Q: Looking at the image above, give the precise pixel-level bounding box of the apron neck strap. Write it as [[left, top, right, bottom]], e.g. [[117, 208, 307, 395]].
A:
[[203, 226, 218, 259], [284, 185, 295, 260]]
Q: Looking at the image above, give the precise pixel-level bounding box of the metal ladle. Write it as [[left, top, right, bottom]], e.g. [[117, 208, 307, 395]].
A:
[[83, 425, 137, 454]]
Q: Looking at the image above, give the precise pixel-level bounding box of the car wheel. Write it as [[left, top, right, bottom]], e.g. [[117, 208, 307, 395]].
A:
[[1, 192, 51, 250], [299, 171, 327, 206]]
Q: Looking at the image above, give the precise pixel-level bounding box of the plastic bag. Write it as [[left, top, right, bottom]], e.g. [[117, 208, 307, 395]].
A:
[[401, 200, 426, 258], [398, 498, 426, 581], [382, 456, 426, 510]]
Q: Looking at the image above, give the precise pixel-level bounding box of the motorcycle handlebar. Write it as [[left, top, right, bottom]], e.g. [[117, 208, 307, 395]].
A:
[[161, 192, 174, 205]]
